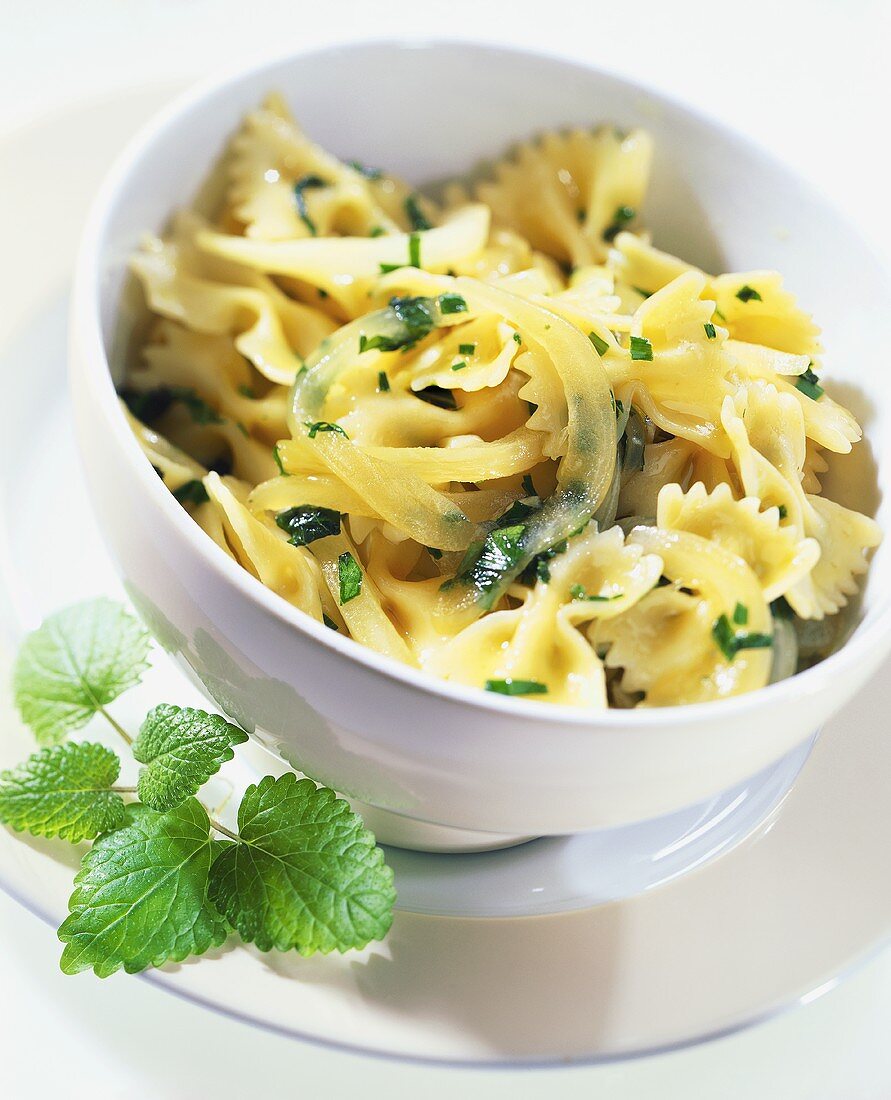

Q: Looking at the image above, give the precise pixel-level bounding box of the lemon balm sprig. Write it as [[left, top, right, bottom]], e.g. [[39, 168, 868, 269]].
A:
[[2, 598, 395, 977]]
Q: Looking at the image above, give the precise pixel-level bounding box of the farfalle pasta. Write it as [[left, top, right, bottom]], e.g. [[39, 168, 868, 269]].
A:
[[121, 94, 881, 708]]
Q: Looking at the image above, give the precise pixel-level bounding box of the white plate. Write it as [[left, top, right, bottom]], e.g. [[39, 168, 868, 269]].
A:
[[2, 84, 891, 1068]]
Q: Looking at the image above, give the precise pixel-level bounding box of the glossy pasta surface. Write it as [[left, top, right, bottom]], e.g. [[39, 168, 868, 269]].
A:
[[123, 94, 881, 708]]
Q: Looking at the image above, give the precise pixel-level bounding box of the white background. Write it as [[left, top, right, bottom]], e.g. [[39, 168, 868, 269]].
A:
[[2, 1, 890, 1096]]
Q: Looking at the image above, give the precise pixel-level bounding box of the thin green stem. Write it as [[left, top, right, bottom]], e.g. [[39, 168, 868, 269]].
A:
[[210, 818, 239, 843], [99, 706, 133, 746]]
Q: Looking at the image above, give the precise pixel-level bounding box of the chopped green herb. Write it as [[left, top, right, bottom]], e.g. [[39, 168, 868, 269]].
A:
[[603, 204, 636, 242], [377, 370, 390, 392], [496, 499, 538, 526], [426, 546, 443, 561], [273, 443, 288, 476], [458, 343, 476, 356], [522, 474, 536, 496], [379, 262, 403, 275], [322, 613, 339, 630], [414, 386, 458, 410], [513, 332, 522, 345], [236, 421, 249, 438], [576, 209, 585, 224], [438, 292, 468, 315], [795, 366, 824, 400], [704, 322, 717, 340], [485, 679, 548, 697], [589, 331, 609, 357], [632, 286, 652, 299], [409, 232, 422, 269], [712, 614, 773, 661], [293, 174, 327, 236], [569, 584, 622, 602], [629, 335, 654, 362], [778, 504, 788, 519], [736, 284, 762, 303], [732, 602, 749, 626], [369, 226, 386, 238], [172, 480, 209, 506], [237, 384, 256, 398], [317, 288, 329, 300], [452, 524, 526, 606], [714, 307, 726, 322], [305, 420, 349, 440], [275, 505, 341, 547], [348, 160, 383, 179], [451, 360, 468, 371], [338, 552, 363, 604], [358, 295, 453, 354], [404, 194, 432, 231]]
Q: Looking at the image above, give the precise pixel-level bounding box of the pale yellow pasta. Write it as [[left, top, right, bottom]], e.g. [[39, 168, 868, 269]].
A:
[[121, 94, 880, 709]]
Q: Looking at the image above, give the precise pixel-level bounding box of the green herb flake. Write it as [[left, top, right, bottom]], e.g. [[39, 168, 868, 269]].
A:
[[513, 332, 522, 345], [451, 360, 468, 371], [275, 505, 341, 547], [273, 443, 288, 476], [795, 366, 824, 400], [438, 292, 468, 315], [408, 232, 422, 269], [732, 602, 749, 626], [704, 322, 717, 340], [426, 546, 444, 561], [237, 384, 256, 398], [522, 474, 536, 496], [379, 262, 403, 275], [348, 160, 383, 180], [569, 584, 622, 602], [293, 174, 327, 237], [338, 552, 363, 604], [778, 504, 788, 519], [172, 479, 209, 506], [603, 204, 636, 242], [322, 613, 339, 631], [369, 226, 386, 238], [485, 679, 548, 697], [589, 331, 610, 357], [305, 420, 349, 440], [712, 614, 773, 661], [377, 370, 390, 392], [736, 284, 762, 303], [404, 194, 432, 232], [458, 343, 476, 356], [629, 335, 654, 362]]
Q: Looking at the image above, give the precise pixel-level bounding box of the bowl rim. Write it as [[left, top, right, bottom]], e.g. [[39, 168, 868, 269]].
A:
[[71, 36, 891, 730]]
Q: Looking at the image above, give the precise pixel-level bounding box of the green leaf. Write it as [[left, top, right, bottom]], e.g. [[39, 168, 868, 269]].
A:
[[58, 799, 228, 977], [485, 678, 548, 696], [208, 773, 396, 955], [338, 551, 363, 604], [275, 505, 341, 547], [133, 705, 249, 812], [0, 742, 125, 842], [13, 599, 151, 745], [588, 331, 609, 357], [629, 335, 654, 361]]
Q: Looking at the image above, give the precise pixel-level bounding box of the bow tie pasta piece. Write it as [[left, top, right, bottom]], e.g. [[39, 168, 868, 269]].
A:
[[722, 383, 881, 618], [426, 526, 662, 707], [594, 528, 774, 705], [608, 272, 735, 455], [131, 229, 336, 384], [476, 128, 653, 269], [407, 316, 521, 393], [657, 482, 820, 602], [196, 205, 491, 318], [139, 323, 289, 443], [226, 92, 426, 240], [708, 272, 822, 358], [802, 440, 829, 494], [607, 232, 697, 297]]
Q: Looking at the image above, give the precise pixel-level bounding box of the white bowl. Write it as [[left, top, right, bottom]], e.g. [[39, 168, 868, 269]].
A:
[[69, 41, 891, 852]]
